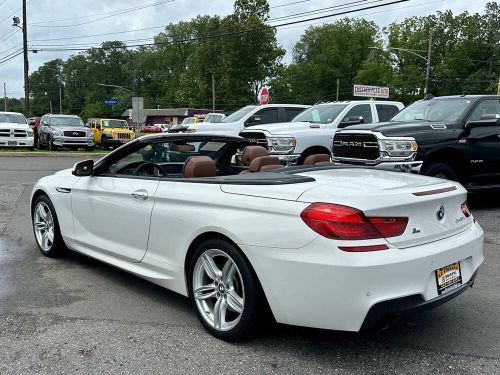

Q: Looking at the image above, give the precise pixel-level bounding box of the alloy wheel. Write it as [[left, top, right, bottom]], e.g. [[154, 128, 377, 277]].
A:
[[33, 201, 55, 252], [192, 249, 245, 332]]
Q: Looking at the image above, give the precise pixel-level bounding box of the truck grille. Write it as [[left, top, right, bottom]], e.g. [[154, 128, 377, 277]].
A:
[[0, 129, 27, 138], [333, 133, 380, 161], [239, 131, 268, 147], [116, 132, 131, 140], [64, 130, 87, 137]]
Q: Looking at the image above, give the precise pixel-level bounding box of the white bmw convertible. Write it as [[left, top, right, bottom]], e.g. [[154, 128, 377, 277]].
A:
[[31, 134, 484, 340]]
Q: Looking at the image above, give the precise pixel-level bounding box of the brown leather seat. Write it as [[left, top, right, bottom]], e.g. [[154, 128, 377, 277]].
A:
[[303, 154, 331, 165], [240, 146, 268, 165], [171, 144, 195, 152], [243, 156, 281, 173], [182, 156, 217, 178]]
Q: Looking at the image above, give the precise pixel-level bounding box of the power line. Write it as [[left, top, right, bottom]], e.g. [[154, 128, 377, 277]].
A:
[[28, 0, 176, 28], [30, 0, 409, 51], [0, 49, 23, 66], [0, 0, 32, 26]]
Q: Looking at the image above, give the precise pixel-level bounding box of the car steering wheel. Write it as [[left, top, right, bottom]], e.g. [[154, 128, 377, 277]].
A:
[[134, 162, 166, 177]]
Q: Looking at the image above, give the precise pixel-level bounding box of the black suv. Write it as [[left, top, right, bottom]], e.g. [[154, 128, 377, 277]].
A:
[[332, 95, 500, 191]]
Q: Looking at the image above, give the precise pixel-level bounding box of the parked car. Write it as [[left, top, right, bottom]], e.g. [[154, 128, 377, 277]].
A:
[[239, 100, 403, 165], [152, 123, 171, 132], [31, 133, 483, 340], [87, 118, 135, 149], [332, 95, 500, 191], [38, 114, 95, 151], [140, 125, 163, 133], [27, 116, 41, 148], [168, 117, 200, 133], [0, 111, 34, 149], [204, 113, 225, 123], [188, 104, 310, 136]]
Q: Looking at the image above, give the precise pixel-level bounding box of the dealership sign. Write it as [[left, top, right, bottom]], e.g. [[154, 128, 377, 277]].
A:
[[353, 84, 389, 99]]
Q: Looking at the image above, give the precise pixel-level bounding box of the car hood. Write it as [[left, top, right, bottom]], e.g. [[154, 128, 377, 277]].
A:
[[243, 122, 317, 135], [0, 122, 29, 130], [189, 122, 239, 133], [338, 121, 451, 137]]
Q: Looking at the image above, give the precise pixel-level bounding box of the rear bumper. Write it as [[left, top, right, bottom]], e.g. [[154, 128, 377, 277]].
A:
[[361, 269, 478, 329], [0, 136, 34, 147], [242, 222, 484, 332]]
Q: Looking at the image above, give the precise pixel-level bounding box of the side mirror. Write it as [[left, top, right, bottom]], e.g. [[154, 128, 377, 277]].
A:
[[339, 115, 364, 128], [72, 159, 94, 176], [465, 114, 500, 130]]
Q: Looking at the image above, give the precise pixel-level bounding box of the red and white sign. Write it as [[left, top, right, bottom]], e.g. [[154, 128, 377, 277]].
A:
[[259, 87, 269, 105], [353, 84, 390, 99]]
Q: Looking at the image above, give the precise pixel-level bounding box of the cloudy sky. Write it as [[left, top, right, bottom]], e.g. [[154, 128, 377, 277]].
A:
[[0, 0, 491, 99]]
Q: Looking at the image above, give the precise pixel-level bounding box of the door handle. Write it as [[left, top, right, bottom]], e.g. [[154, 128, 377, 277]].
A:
[[131, 190, 148, 200]]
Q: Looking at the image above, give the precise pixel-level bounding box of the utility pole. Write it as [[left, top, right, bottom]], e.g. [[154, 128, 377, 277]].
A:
[[336, 78, 340, 101], [3, 82, 7, 111], [212, 73, 215, 111], [497, 76, 500, 96], [424, 30, 432, 96], [22, 0, 29, 116], [59, 86, 62, 114], [49, 100, 53, 114]]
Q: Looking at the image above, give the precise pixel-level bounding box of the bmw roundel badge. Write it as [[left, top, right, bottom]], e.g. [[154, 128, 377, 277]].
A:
[[436, 205, 445, 220]]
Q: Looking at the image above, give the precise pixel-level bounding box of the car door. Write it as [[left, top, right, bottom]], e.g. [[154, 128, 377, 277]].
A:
[[244, 108, 279, 128], [71, 144, 161, 262], [464, 98, 500, 182], [39, 116, 49, 144]]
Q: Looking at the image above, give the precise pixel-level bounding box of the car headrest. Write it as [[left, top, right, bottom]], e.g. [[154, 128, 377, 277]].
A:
[[303, 154, 331, 165], [248, 156, 281, 172], [171, 144, 195, 152], [182, 156, 217, 178], [240, 145, 268, 165]]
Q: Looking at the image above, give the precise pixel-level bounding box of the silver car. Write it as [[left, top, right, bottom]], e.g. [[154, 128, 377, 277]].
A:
[[38, 114, 95, 151]]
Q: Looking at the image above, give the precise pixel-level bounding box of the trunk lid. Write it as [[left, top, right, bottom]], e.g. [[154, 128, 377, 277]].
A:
[[296, 169, 472, 248]]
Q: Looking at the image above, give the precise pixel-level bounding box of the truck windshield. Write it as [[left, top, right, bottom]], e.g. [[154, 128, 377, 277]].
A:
[[0, 113, 26, 124], [102, 120, 127, 128], [391, 98, 472, 123], [51, 117, 84, 127], [292, 104, 347, 124], [222, 106, 255, 123]]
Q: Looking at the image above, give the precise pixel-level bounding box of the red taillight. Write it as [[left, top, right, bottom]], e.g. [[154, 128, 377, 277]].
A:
[[461, 201, 471, 218], [368, 217, 408, 238], [300, 203, 408, 241]]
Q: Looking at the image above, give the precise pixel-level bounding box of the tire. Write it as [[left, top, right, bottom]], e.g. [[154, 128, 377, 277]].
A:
[[32, 195, 67, 258], [188, 239, 264, 341], [422, 163, 457, 180], [297, 149, 330, 165], [48, 137, 57, 151]]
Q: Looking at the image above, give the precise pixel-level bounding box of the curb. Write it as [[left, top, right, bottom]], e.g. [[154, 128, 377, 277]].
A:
[[0, 152, 108, 157]]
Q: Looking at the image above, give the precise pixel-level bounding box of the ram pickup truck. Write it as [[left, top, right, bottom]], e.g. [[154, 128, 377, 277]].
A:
[[332, 95, 500, 191], [188, 104, 309, 136], [239, 100, 403, 165]]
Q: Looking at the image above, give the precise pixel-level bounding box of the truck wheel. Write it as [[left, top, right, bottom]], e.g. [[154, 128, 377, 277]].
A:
[[423, 163, 457, 181]]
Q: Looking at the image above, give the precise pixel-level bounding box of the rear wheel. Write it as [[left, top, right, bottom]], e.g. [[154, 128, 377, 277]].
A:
[[32, 195, 67, 257], [188, 239, 264, 341], [423, 163, 457, 180]]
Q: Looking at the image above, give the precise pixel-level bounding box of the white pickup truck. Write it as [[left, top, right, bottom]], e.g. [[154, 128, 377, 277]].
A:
[[238, 100, 404, 165], [187, 104, 309, 136]]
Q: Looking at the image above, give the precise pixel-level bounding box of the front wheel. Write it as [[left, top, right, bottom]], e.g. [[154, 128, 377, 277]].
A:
[[188, 239, 264, 341], [32, 195, 67, 257], [422, 163, 457, 180]]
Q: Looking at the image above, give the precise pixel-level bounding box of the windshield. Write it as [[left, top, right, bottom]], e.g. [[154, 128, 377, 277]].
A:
[[0, 113, 27, 124], [391, 99, 472, 122], [50, 117, 84, 127], [292, 104, 347, 124], [102, 119, 128, 128], [222, 106, 255, 123], [182, 118, 196, 125], [205, 114, 224, 123]]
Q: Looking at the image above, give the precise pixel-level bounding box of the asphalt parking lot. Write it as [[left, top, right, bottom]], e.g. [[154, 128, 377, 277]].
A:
[[0, 155, 499, 374]]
